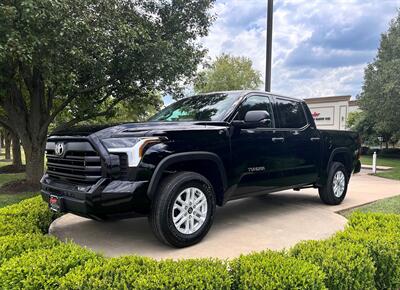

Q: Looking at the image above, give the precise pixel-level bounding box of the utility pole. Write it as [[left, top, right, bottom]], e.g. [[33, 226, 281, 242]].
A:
[[265, 0, 273, 92]]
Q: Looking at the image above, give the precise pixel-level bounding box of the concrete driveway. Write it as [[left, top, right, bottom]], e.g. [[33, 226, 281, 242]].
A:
[[50, 171, 400, 260]]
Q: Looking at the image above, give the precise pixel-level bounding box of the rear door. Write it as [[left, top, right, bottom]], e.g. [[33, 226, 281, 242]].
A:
[[275, 98, 321, 187], [229, 94, 287, 198]]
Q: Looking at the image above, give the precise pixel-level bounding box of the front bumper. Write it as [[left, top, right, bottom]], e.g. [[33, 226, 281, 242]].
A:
[[40, 174, 151, 220]]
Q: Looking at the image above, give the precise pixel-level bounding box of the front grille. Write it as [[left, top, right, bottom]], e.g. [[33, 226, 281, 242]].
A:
[[46, 141, 102, 184]]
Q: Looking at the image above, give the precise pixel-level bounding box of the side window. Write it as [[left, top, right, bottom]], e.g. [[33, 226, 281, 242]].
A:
[[276, 99, 307, 128], [234, 95, 274, 127]]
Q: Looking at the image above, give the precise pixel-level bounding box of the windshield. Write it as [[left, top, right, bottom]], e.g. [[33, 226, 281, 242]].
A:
[[148, 92, 241, 122]]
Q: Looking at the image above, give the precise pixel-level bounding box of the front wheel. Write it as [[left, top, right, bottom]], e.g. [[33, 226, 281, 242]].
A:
[[149, 171, 216, 248], [318, 162, 348, 205]]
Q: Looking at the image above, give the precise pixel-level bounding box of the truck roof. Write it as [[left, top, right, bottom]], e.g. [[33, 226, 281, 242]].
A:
[[199, 90, 303, 103]]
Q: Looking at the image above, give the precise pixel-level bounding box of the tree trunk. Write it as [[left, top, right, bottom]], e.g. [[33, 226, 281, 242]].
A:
[[4, 132, 11, 160], [12, 134, 22, 169], [23, 139, 46, 185]]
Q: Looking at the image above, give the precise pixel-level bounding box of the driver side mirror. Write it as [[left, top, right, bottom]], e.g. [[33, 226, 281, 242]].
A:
[[232, 110, 271, 129]]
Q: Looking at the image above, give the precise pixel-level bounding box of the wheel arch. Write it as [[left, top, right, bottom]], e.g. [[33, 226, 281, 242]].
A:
[[147, 152, 228, 206], [327, 148, 353, 176]]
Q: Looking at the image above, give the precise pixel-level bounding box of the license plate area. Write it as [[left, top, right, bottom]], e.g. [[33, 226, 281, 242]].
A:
[[49, 195, 62, 212]]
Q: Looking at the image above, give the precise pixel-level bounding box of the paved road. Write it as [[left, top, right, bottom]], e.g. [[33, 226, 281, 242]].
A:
[[50, 171, 400, 260]]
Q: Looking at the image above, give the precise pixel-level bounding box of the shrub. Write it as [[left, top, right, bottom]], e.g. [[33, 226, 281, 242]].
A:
[[0, 196, 55, 236], [0, 242, 102, 290], [60, 256, 231, 289], [347, 212, 400, 234], [230, 251, 326, 290], [380, 148, 400, 158], [0, 233, 60, 266], [157, 259, 231, 289], [335, 229, 400, 289], [290, 239, 375, 290]]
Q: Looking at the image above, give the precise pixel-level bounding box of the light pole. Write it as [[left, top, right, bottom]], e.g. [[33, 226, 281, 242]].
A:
[[265, 0, 273, 92]]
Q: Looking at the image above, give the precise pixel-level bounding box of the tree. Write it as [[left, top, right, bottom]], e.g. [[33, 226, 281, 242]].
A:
[[11, 133, 22, 170], [194, 54, 262, 93], [347, 111, 378, 146], [359, 11, 400, 149], [0, 0, 215, 185]]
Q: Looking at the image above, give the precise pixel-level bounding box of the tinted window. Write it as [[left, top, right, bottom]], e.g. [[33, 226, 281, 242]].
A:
[[234, 95, 273, 127], [276, 99, 307, 128]]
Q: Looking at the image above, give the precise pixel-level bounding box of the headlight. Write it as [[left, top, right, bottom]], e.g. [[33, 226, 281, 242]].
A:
[[102, 137, 160, 167], [102, 138, 140, 149]]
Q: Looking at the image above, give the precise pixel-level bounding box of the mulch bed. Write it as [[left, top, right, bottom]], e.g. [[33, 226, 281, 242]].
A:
[[0, 179, 40, 194], [0, 165, 26, 174]]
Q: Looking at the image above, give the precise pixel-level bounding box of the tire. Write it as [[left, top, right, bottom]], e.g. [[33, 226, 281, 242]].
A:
[[149, 171, 216, 248], [318, 162, 349, 205]]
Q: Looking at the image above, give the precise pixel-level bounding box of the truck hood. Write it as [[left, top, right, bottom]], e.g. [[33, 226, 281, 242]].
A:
[[50, 121, 229, 139]]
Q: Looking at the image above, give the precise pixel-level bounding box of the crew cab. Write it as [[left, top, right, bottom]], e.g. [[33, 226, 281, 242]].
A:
[[41, 91, 362, 247]]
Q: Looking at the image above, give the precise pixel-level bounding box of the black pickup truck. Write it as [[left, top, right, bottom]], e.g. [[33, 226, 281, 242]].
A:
[[41, 91, 361, 247]]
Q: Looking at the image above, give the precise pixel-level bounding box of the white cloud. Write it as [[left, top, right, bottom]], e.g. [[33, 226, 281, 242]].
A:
[[200, 0, 399, 98]]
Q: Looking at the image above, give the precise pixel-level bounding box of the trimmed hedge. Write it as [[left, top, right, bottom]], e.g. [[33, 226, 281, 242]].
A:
[[0, 196, 55, 236], [347, 211, 400, 234], [230, 251, 326, 290], [0, 233, 60, 266], [290, 239, 376, 290], [335, 229, 400, 289], [0, 243, 102, 290], [60, 256, 232, 289], [1, 197, 400, 289]]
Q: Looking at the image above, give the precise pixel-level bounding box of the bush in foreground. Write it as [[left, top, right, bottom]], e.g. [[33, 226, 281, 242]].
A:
[[0, 196, 55, 236], [230, 250, 326, 290], [290, 239, 376, 290], [335, 228, 400, 289], [1, 197, 400, 289], [60, 256, 231, 290], [347, 211, 400, 234], [0, 243, 102, 290], [0, 233, 60, 266]]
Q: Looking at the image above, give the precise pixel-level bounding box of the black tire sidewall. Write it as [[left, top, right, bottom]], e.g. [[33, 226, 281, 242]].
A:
[[324, 162, 348, 204], [151, 172, 216, 247]]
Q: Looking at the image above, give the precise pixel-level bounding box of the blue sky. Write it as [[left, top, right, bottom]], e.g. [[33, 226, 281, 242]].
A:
[[198, 0, 399, 100]]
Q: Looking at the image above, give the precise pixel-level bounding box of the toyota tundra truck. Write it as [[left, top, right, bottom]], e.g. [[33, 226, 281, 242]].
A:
[[41, 91, 362, 247]]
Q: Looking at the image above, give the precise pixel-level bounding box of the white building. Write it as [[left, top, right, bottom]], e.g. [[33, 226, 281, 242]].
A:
[[304, 95, 360, 130]]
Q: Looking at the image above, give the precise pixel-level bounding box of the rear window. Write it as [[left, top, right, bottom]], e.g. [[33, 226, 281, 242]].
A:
[[276, 98, 307, 128]]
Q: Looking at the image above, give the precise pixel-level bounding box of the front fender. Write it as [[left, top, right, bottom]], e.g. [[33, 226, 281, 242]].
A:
[[146, 151, 228, 201]]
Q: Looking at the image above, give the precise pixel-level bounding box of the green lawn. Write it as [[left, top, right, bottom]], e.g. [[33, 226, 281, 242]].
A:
[[342, 155, 400, 216], [342, 195, 400, 217], [360, 155, 400, 180], [0, 148, 38, 209], [0, 169, 35, 209]]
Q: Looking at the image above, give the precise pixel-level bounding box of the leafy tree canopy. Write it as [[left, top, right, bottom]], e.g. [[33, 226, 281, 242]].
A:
[[0, 0, 215, 183], [359, 10, 400, 146], [194, 54, 262, 93]]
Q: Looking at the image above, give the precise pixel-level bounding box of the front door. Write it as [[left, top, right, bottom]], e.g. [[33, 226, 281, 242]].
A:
[[229, 95, 287, 198]]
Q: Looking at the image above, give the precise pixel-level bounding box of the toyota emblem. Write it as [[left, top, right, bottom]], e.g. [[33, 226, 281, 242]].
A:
[[55, 143, 64, 156]]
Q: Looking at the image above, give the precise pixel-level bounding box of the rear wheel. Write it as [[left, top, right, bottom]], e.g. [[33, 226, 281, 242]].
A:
[[149, 171, 216, 248], [318, 162, 348, 205]]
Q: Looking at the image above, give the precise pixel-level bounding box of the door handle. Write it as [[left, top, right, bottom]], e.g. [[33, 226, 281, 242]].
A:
[[272, 137, 285, 143], [310, 137, 321, 142]]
